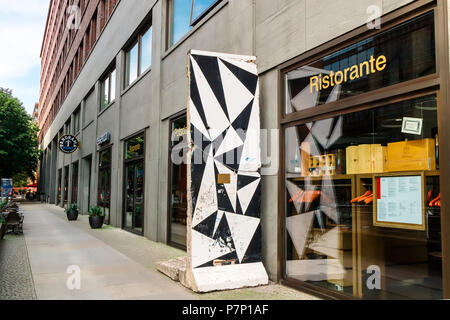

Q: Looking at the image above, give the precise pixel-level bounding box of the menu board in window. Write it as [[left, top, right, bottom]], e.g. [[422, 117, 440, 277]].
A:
[[373, 174, 425, 230]]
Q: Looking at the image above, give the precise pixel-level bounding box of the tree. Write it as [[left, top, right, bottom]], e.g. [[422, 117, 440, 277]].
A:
[[0, 88, 40, 181], [13, 172, 32, 188]]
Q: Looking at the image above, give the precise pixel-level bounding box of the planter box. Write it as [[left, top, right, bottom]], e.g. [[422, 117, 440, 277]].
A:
[[89, 216, 104, 229], [67, 209, 79, 221]]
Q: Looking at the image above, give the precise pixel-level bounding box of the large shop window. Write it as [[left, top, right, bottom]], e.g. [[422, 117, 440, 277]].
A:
[[169, 0, 222, 47], [168, 115, 188, 248], [123, 134, 145, 234], [284, 94, 442, 299], [285, 12, 435, 114]]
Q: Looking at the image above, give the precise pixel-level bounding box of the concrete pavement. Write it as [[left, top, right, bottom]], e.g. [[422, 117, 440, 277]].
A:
[[2, 203, 319, 300], [23, 203, 196, 300]]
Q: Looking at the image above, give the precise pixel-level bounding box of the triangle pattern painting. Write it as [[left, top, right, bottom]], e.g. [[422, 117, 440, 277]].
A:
[[189, 51, 263, 269]]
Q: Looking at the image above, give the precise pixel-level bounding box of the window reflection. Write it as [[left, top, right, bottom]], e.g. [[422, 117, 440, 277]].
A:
[[286, 12, 435, 114], [170, 0, 221, 47], [169, 115, 188, 247], [140, 27, 152, 73], [126, 43, 138, 86], [285, 95, 442, 299], [191, 0, 218, 23], [171, 0, 192, 46]]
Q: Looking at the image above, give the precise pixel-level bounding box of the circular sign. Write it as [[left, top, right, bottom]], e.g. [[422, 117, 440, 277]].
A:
[[59, 135, 80, 154]]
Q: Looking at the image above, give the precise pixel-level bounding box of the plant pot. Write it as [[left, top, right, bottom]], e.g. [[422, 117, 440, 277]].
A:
[[0, 223, 6, 240], [89, 216, 104, 229], [67, 209, 79, 221]]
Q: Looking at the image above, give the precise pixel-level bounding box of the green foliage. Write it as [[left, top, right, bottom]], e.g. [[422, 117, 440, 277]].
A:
[[0, 201, 7, 224], [89, 206, 104, 217], [13, 172, 32, 187], [0, 88, 40, 181], [66, 203, 78, 212]]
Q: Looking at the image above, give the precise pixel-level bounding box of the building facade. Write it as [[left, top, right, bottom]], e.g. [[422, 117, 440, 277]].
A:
[[37, 0, 450, 299]]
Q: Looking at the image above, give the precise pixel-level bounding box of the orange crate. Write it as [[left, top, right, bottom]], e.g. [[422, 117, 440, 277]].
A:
[[387, 138, 436, 172]]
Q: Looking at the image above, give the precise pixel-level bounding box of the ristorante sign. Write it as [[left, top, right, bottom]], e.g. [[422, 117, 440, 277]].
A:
[[59, 135, 80, 154], [310, 54, 387, 93]]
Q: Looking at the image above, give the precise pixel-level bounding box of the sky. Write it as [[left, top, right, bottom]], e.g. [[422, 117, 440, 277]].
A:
[[0, 0, 50, 115]]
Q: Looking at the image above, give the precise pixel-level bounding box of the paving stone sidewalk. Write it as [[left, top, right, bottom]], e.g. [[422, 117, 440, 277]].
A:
[[0, 233, 36, 300]]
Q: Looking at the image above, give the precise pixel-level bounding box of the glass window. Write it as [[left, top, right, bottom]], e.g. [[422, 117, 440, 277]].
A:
[[171, 0, 192, 46], [71, 162, 79, 204], [65, 120, 71, 135], [98, 148, 112, 224], [63, 166, 69, 206], [102, 77, 109, 108], [99, 149, 112, 168], [284, 94, 442, 299], [125, 134, 145, 160], [73, 108, 80, 134], [124, 21, 153, 88], [191, 0, 218, 23], [110, 69, 116, 102], [169, 115, 188, 247], [140, 27, 152, 74], [57, 169, 62, 205], [125, 43, 138, 87], [285, 12, 436, 114], [100, 68, 116, 111], [169, 0, 221, 47]]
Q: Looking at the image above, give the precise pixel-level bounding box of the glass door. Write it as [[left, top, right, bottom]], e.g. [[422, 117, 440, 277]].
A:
[[64, 166, 69, 207], [71, 162, 79, 205], [98, 148, 112, 224], [168, 115, 188, 248], [123, 161, 144, 234], [57, 169, 62, 205], [123, 134, 145, 235]]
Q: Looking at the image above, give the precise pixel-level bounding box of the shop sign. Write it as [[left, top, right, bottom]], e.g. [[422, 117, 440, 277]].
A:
[[174, 126, 188, 137], [59, 135, 80, 154], [97, 132, 111, 146], [129, 144, 141, 153], [310, 54, 387, 93]]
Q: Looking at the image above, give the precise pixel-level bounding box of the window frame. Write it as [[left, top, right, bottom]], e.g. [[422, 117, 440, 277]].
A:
[[100, 66, 116, 112], [277, 2, 450, 300], [168, 0, 223, 48], [189, 0, 222, 26], [124, 22, 153, 90], [166, 110, 188, 251], [73, 107, 81, 134]]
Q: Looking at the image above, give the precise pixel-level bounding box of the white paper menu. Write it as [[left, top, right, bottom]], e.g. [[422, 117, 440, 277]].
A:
[[377, 176, 423, 225]]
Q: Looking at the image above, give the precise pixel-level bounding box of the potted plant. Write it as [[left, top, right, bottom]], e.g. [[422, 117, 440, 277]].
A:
[[65, 203, 79, 221], [89, 206, 104, 229]]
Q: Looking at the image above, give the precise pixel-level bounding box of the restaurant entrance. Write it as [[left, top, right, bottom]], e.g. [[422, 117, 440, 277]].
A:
[[123, 134, 145, 235]]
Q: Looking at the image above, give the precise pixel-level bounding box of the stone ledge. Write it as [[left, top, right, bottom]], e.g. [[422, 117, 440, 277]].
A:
[[156, 256, 187, 282]]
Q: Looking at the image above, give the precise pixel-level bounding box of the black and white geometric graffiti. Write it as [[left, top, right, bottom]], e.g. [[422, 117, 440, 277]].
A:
[[188, 50, 268, 291]]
